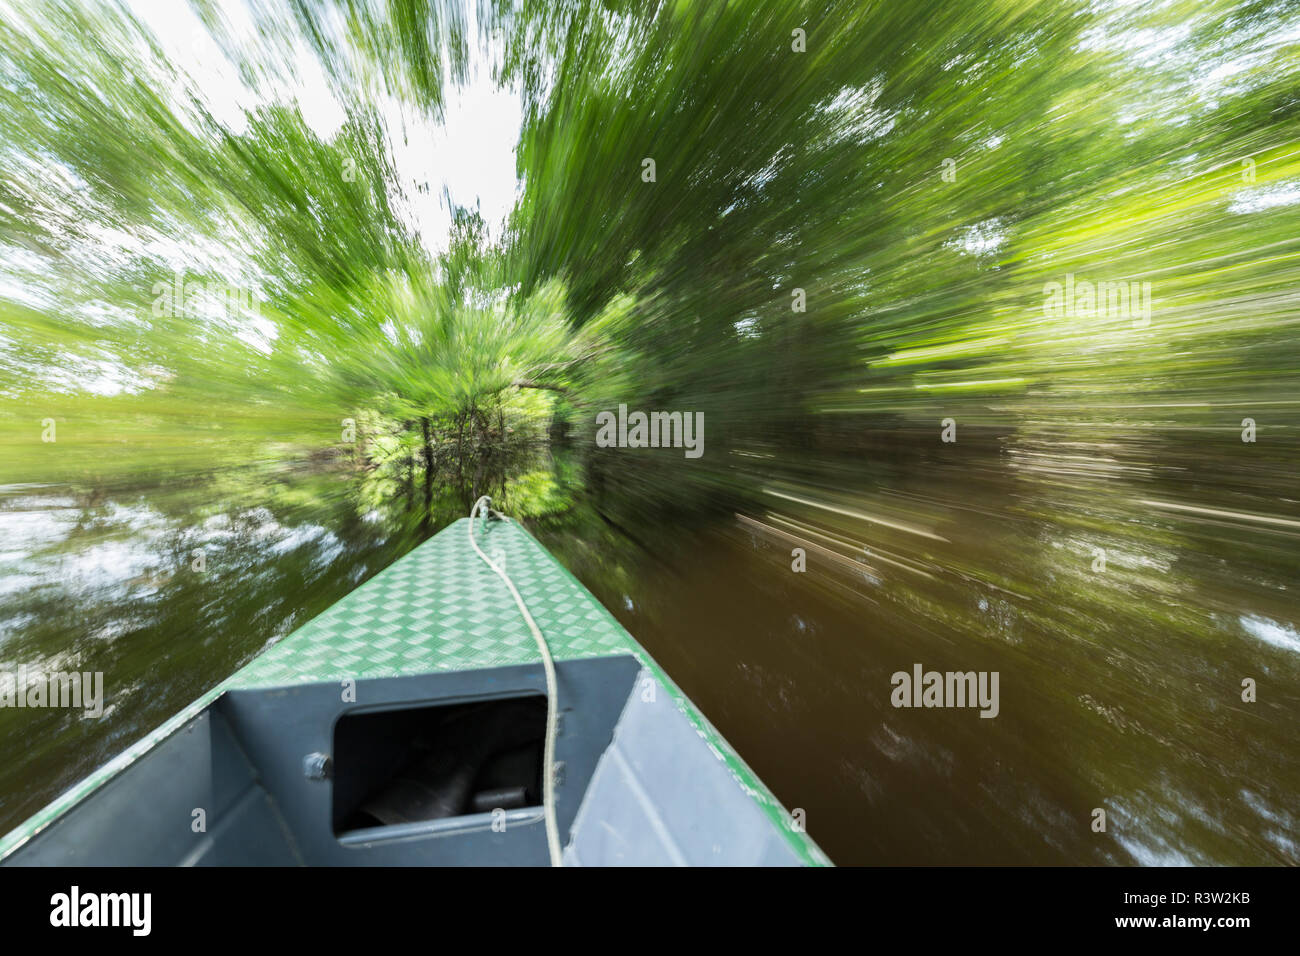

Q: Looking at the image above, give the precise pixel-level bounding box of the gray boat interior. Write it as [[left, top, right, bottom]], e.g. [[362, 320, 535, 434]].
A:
[[4, 655, 802, 866]]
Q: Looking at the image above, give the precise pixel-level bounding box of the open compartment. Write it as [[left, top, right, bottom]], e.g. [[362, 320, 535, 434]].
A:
[[332, 694, 547, 836]]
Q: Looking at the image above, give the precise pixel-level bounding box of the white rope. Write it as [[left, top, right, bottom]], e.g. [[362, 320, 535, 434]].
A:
[[468, 495, 563, 867]]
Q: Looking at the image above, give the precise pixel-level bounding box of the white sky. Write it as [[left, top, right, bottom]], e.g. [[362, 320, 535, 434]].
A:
[[0, 0, 523, 395], [124, 0, 523, 256], [391, 69, 524, 256]]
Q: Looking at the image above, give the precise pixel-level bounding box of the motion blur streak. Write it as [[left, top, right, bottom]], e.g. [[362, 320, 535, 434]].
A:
[[0, 0, 1297, 863]]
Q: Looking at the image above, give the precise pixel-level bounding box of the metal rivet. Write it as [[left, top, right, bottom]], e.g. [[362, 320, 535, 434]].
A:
[[303, 752, 332, 781]]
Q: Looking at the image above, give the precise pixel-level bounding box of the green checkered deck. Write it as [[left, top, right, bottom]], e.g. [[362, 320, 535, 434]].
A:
[[230, 517, 632, 687], [1, 517, 829, 865]]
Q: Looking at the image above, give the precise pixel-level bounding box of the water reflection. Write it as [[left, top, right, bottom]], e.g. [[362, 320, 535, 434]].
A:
[[1, 418, 1298, 865]]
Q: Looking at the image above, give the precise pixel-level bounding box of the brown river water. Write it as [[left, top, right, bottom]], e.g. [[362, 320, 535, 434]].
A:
[[1, 426, 1297, 865]]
